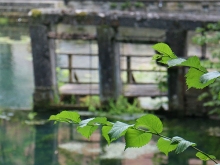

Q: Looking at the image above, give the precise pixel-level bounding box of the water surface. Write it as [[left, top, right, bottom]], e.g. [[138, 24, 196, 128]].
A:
[[0, 111, 219, 165]]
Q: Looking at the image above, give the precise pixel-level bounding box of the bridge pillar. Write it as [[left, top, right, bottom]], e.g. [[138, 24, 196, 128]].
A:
[[165, 30, 187, 112], [97, 26, 122, 105], [30, 24, 59, 109]]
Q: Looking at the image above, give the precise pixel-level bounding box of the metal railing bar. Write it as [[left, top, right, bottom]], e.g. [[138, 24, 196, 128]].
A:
[[59, 67, 166, 72], [121, 69, 166, 72], [56, 53, 98, 56], [68, 54, 73, 83], [56, 53, 154, 58], [121, 54, 153, 57], [49, 32, 165, 43], [116, 39, 162, 44], [59, 81, 160, 85], [60, 81, 99, 84], [48, 32, 96, 40], [60, 67, 98, 70]]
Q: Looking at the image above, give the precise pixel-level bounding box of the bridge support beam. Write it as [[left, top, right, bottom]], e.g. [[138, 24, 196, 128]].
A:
[[30, 24, 59, 109], [97, 25, 122, 105], [166, 30, 187, 112]]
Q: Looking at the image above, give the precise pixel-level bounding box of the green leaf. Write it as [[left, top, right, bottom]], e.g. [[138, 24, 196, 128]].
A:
[[157, 137, 177, 156], [171, 136, 196, 154], [180, 56, 207, 72], [102, 125, 113, 145], [77, 117, 102, 138], [152, 43, 176, 58], [196, 152, 216, 161], [77, 125, 98, 139], [108, 121, 132, 141], [79, 118, 95, 127], [171, 136, 184, 143], [135, 114, 163, 134], [88, 117, 108, 125], [186, 68, 215, 89], [49, 111, 81, 123], [158, 57, 172, 64], [168, 58, 186, 67], [200, 71, 220, 84], [152, 54, 162, 60], [125, 128, 152, 149]]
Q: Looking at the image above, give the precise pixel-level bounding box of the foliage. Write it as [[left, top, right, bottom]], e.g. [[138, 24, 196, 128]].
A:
[[120, 1, 132, 10], [193, 22, 220, 115], [152, 43, 220, 89], [30, 9, 42, 18], [0, 18, 9, 25], [110, 3, 117, 9], [49, 43, 220, 164], [156, 75, 167, 92], [81, 95, 143, 115], [56, 67, 68, 88], [49, 111, 219, 164], [27, 112, 37, 120], [80, 96, 100, 111], [110, 1, 145, 10], [134, 2, 145, 9], [107, 96, 143, 115]]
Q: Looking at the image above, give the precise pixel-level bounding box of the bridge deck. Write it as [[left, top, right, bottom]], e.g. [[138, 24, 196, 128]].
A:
[[59, 84, 167, 97]]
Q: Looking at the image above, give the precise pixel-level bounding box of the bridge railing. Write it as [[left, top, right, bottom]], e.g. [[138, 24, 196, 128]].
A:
[[53, 33, 167, 87], [56, 51, 167, 85]]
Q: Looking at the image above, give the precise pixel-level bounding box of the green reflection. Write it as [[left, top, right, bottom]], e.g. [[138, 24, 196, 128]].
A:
[[0, 115, 34, 165], [158, 118, 220, 165]]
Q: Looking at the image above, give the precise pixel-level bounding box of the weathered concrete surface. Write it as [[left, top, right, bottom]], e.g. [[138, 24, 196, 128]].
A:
[[66, 0, 220, 12], [97, 26, 122, 104], [30, 24, 59, 107], [29, 8, 220, 30], [0, 0, 62, 17]]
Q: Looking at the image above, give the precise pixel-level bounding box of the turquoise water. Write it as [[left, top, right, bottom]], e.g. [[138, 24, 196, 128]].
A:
[[0, 25, 34, 109]]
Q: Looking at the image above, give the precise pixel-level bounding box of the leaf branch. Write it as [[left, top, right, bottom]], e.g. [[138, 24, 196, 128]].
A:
[[192, 146, 218, 164]]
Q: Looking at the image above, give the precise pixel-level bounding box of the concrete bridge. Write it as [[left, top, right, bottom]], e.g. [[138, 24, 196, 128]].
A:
[[1, 0, 218, 114], [0, 0, 63, 15], [27, 4, 220, 114]]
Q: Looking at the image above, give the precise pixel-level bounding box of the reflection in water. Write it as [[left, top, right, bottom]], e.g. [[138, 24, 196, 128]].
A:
[[0, 24, 34, 109], [34, 112, 58, 165], [0, 44, 14, 108], [164, 119, 220, 165], [0, 113, 220, 165], [0, 113, 34, 165], [0, 119, 7, 164]]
